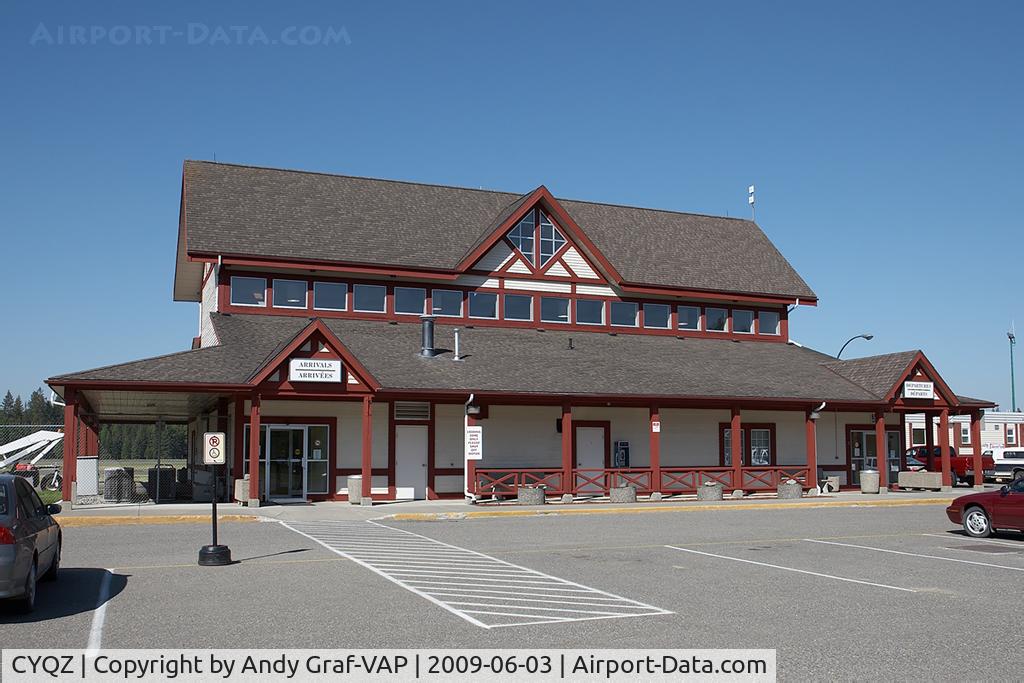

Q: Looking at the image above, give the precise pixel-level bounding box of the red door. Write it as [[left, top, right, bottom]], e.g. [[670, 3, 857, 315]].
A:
[[992, 478, 1024, 530]]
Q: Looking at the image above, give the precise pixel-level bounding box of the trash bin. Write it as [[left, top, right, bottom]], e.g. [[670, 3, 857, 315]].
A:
[[860, 469, 880, 494], [347, 475, 362, 505], [147, 465, 176, 502]]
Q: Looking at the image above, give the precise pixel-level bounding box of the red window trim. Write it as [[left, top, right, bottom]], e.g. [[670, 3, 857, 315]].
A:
[[717, 423, 777, 466], [218, 267, 791, 343]]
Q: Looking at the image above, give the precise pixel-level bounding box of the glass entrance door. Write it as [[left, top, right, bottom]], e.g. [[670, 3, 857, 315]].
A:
[[267, 427, 305, 500], [850, 430, 901, 485]]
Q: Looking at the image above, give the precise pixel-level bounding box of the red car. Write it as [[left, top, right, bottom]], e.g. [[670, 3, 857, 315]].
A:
[[946, 478, 1024, 537]]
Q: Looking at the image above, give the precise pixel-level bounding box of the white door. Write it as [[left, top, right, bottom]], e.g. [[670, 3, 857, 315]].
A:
[[395, 425, 428, 499], [575, 426, 606, 493]]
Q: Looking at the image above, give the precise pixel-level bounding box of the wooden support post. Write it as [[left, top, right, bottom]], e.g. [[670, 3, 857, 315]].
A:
[[232, 396, 245, 479], [731, 407, 742, 491], [875, 411, 888, 489], [939, 409, 951, 488], [61, 388, 78, 501], [247, 394, 261, 502], [970, 410, 984, 487], [649, 406, 661, 494], [805, 411, 818, 490], [925, 412, 935, 470], [361, 397, 373, 500], [561, 404, 573, 496]]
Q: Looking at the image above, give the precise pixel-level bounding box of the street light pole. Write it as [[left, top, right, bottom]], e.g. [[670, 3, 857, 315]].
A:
[[837, 333, 874, 359], [1009, 329, 1017, 412]]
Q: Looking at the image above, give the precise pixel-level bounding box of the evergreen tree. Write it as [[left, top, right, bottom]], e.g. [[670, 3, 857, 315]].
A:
[[1, 391, 14, 423], [10, 396, 24, 424], [27, 389, 52, 425]]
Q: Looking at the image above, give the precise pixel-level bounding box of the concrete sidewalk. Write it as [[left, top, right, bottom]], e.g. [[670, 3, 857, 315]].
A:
[[57, 487, 975, 526]]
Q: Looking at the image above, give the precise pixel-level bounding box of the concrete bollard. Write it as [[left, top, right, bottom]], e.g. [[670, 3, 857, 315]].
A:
[[731, 489, 745, 499], [777, 479, 803, 499], [517, 486, 546, 505], [609, 486, 637, 503], [650, 491, 663, 502], [561, 493, 574, 504], [697, 481, 724, 501]]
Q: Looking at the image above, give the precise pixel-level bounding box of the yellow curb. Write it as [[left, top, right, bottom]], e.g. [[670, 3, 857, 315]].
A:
[[388, 498, 954, 521], [59, 514, 258, 528]]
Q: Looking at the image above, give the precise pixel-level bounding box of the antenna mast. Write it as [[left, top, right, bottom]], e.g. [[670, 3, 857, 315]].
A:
[[1010, 323, 1018, 411], [748, 185, 756, 221]]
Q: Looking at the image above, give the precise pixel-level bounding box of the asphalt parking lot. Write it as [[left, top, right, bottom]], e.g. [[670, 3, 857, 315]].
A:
[[2, 503, 1021, 680]]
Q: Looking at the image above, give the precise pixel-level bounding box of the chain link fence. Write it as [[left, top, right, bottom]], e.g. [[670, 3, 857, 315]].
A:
[[0, 422, 192, 505]]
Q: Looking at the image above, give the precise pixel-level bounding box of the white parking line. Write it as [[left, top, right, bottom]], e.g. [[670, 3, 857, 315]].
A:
[[282, 520, 671, 629], [922, 533, 1024, 549], [665, 545, 917, 592], [805, 539, 1024, 571], [85, 569, 114, 657]]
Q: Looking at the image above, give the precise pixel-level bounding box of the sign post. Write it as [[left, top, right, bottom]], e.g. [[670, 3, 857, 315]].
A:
[[198, 432, 232, 566]]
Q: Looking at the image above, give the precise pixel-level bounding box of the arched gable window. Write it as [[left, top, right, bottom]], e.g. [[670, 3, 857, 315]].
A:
[[506, 208, 566, 268]]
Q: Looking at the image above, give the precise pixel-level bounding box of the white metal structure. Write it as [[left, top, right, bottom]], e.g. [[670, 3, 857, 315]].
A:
[[0, 430, 64, 469]]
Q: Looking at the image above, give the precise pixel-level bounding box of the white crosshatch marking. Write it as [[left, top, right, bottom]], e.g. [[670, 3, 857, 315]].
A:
[[281, 520, 671, 629]]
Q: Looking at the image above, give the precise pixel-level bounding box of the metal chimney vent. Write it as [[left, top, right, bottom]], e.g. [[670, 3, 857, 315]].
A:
[[420, 316, 437, 357]]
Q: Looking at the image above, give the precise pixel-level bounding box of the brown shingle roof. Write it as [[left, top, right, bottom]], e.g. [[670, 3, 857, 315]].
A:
[[53, 314, 894, 403], [180, 161, 816, 300], [821, 351, 921, 399]]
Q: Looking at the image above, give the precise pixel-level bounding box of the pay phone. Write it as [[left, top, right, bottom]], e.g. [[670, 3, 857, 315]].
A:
[[613, 441, 630, 468]]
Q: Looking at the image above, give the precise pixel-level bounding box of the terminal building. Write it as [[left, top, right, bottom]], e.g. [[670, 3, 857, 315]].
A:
[[48, 161, 994, 504]]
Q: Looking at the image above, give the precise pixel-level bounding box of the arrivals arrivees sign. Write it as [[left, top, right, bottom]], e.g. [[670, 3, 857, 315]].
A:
[[289, 358, 342, 383]]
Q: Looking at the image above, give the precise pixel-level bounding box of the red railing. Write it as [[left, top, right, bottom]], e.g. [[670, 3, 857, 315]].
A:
[[740, 466, 810, 490], [573, 468, 654, 495], [474, 468, 565, 496], [660, 467, 736, 492]]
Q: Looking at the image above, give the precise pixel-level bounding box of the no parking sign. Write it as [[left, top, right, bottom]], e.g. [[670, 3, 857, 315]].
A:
[[203, 432, 227, 465]]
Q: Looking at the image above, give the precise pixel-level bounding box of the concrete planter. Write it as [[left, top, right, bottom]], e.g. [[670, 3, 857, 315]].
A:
[[777, 479, 803, 499], [516, 486, 546, 505], [609, 486, 637, 503], [697, 481, 724, 501], [859, 470, 880, 494]]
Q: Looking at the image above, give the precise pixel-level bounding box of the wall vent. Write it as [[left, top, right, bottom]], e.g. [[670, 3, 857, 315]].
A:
[[395, 401, 431, 421]]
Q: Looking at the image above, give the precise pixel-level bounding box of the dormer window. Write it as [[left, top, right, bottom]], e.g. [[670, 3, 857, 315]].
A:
[[507, 209, 566, 268]]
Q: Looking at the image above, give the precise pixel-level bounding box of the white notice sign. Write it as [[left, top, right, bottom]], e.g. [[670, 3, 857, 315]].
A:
[[203, 432, 226, 465], [651, 420, 661, 433], [289, 358, 342, 383], [903, 381, 935, 400], [465, 425, 483, 461]]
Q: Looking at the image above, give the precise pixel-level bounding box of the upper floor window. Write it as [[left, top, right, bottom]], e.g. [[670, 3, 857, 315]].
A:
[[759, 310, 781, 335], [643, 303, 670, 329], [504, 294, 532, 321], [432, 289, 463, 317], [507, 209, 566, 268], [313, 282, 347, 311], [272, 279, 307, 309], [678, 306, 700, 331], [576, 299, 604, 325], [353, 284, 386, 313], [610, 301, 638, 327], [394, 287, 426, 315], [706, 307, 728, 332], [733, 309, 754, 334], [540, 296, 569, 323], [468, 292, 497, 319], [230, 276, 266, 307]]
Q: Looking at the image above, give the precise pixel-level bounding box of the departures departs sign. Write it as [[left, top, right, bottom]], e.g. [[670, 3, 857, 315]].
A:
[[203, 432, 227, 465], [903, 381, 935, 400], [289, 358, 342, 382]]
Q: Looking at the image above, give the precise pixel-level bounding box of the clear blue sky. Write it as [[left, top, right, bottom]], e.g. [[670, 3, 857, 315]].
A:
[[2, 1, 1021, 407]]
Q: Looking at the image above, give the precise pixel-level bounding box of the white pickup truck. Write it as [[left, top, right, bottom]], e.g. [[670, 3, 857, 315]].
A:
[[986, 448, 1024, 482]]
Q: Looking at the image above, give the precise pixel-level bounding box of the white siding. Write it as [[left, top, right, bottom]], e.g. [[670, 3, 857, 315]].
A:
[[572, 406, 650, 466], [199, 266, 219, 347], [474, 242, 514, 272], [660, 409, 729, 466], [576, 284, 616, 297], [434, 403, 464, 470], [473, 405, 562, 467], [506, 259, 532, 274], [455, 275, 500, 289], [504, 279, 573, 293], [546, 261, 571, 278], [433, 475, 464, 493], [563, 247, 600, 279]]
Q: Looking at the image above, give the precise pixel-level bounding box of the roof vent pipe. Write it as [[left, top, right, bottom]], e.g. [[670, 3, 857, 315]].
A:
[[453, 328, 463, 362], [420, 316, 437, 357]]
